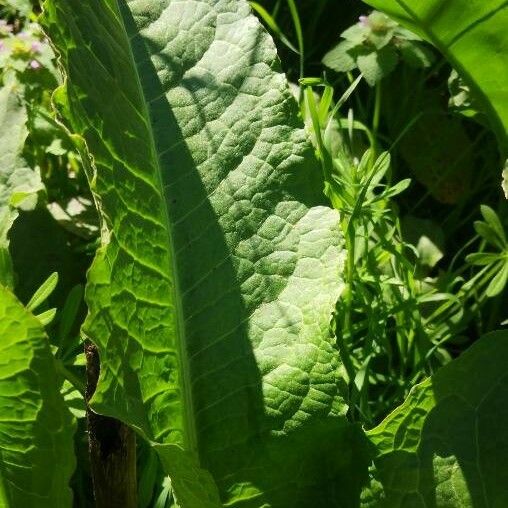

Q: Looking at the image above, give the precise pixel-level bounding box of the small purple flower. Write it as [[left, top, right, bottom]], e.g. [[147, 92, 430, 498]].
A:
[[359, 15, 369, 27], [31, 41, 42, 53], [0, 40, 4, 52], [29, 59, 41, 69]]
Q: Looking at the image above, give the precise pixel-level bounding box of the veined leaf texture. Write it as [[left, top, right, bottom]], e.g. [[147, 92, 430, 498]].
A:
[[0, 286, 75, 508], [41, 1, 361, 506]]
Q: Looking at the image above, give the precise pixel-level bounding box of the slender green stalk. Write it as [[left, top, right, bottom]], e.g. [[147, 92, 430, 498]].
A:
[[372, 81, 382, 159], [55, 359, 86, 395], [287, 0, 304, 79]]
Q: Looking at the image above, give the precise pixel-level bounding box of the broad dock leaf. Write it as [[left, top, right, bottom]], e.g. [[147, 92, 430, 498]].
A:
[[364, 331, 508, 507], [362, 0, 508, 154], [0, 285, 75, 507], [41, 1, 355, 506]]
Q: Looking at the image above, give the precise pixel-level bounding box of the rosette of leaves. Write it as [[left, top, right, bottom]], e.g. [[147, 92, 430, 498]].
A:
[[322, 11, 433, 86]]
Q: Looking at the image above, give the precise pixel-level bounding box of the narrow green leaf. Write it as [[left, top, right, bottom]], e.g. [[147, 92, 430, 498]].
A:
[[474, 221, 505, 250], [138, 448, 161, 508], [0, 284, 75, 507], [365, 330, 508, 507], [362, 0, 508, 154], [154, 478, 173, 508], [480, 204, 506, 246], [372, 178, 411, 201], [486, 261, 508, 297], [323, 74, 364, 142], [57, 284, 84, 351], [249, 1, 299, 54], [465, 252, 501, 265], [34, 307, 57, 326], [26, 272, 59, 312], [299, 76, 325, 86], [286, 0, 304, 77]]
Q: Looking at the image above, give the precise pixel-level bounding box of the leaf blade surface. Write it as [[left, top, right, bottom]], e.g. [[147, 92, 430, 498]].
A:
[[0, 285, 75, 508], [364, 331, 508, 507], [41, 1, 355, 505]]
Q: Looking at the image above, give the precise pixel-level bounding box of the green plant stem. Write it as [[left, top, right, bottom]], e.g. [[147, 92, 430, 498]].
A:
[[344, 223, 356, 340], [287, 0, 304, 104], [372, 81, 382, 158], [338, 216, 360, 419], [55, 359, 86, 395], [287, 0, 304, 79]]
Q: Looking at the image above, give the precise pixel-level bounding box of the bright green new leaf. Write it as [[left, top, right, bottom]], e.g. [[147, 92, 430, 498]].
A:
[[485, 261, 508, 297], [362, 0, 508, 153], [41, 1, 362, 506], [0, 285, 75, 507], [480, 204, 506, 247], [364, 331, 508, 507], [26, 271, 59, 312]]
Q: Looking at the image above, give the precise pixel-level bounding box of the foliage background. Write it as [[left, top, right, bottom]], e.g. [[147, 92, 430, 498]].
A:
[[0, 0, 507, 506]]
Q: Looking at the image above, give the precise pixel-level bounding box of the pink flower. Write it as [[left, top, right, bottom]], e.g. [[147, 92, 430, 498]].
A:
[[359, 15, 369, 27], [0, 41, 4, 52], [31, 41, 42, 53], [29, 59, 41, 69]]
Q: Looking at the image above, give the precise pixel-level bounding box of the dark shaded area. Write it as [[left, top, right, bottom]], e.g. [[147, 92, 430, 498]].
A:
[[9, 207, 90, 307], [260, 0, 365, 79], [85, 342, 138, 508], [371, 332, 508, 507]]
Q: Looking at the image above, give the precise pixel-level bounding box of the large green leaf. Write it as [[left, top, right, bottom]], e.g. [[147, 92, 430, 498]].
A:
[[364, 331, 508, 507], [41, 1, 362, 506], [0, 285, 75, 507], [362, 0, 508, 153]]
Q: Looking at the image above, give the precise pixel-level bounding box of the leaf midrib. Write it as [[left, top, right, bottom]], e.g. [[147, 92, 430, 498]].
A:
[[114, 0, 197, 454]]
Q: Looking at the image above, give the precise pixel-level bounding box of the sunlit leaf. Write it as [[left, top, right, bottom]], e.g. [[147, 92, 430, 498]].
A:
[[40, 1, 368, 506], [0, 285, 75, 507]]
